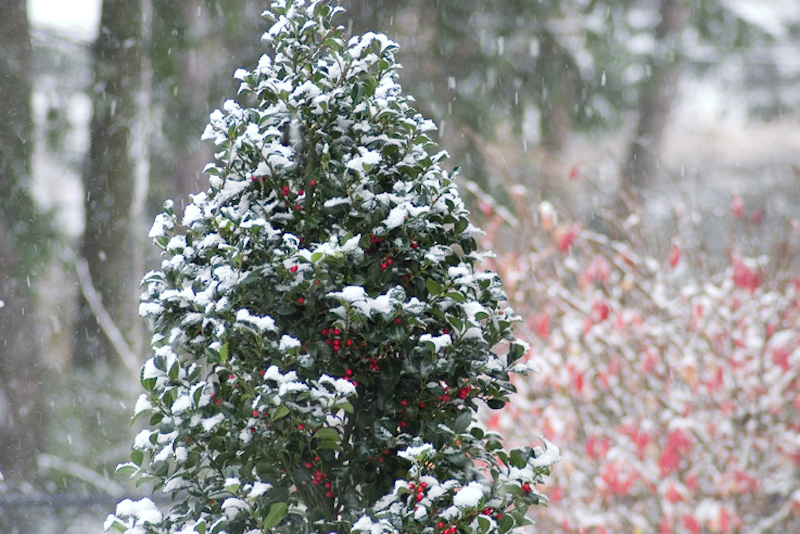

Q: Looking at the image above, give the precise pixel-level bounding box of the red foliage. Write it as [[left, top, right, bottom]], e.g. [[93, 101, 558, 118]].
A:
[[473, 192, 800, 533]]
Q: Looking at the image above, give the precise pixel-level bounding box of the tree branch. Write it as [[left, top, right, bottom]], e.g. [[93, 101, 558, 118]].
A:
[[75, 256, 140, 374]]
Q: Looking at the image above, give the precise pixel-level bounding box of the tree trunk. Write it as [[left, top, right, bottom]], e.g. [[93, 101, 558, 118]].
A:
[[625, 0, 686, 191], [536, 31, 573, 155], [170, 0, 217, 207], [0, 0, 47, 487], [74, 0, 142, 367]]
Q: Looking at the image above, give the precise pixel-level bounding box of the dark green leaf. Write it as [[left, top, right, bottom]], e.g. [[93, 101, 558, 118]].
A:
[[263, 502, 288, 530], [426, 278, 442, 295], [314, 428, 340, 441], [510, 449, 526, 469], [453, 411, 472, 434]]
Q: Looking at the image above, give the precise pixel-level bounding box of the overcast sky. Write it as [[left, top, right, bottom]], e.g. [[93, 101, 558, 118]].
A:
[[29, 0, 101, 40]]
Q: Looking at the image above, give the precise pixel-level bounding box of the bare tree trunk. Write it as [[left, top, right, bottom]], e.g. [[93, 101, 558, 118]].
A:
[[625, 0, 686, 191], [536, 31, 574, 156], [130, 0, 153, 359], [74, 0, 142, 367], [170, 0, 217, 207], [0, 0, 47, 487]]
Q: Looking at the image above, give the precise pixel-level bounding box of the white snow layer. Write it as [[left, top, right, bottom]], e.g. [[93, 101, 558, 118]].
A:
[[453, 481, 485, 507], [235, 309, 277, 332], [115, 498, 163, 524]]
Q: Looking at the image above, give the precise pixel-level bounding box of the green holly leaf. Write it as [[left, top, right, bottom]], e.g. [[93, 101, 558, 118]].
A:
[[426, 278, 443, 295], [263, 502, 288, 530]]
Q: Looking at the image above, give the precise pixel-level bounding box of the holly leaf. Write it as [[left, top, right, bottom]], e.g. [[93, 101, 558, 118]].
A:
[[263, 502, 288, 530], [427, 278, 443, 295], [314, 427, 340, 441]]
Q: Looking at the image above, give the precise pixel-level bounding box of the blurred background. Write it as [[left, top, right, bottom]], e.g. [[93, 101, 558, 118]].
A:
[[1, 0, 800, 532]]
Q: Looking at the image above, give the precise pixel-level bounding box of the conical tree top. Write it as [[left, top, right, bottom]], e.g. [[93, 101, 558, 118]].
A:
[[108, 2, 557, 533]]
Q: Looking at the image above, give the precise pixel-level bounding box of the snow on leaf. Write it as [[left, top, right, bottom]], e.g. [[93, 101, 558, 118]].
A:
[[453, 481, 485, 507], [115, 498, 163, 524]]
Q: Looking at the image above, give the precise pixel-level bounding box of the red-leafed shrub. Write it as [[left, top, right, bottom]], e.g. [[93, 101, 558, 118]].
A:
[[471, 180, 800, 533]]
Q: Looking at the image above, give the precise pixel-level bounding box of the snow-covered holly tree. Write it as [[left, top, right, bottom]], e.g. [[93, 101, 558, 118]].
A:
[[106, 2, 558, 534]]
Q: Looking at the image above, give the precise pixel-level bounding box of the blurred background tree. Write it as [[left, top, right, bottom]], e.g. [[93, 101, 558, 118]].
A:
[[74, 0, 143, 368], [343, 0, 774, 196], [0, 0, 52, 491]]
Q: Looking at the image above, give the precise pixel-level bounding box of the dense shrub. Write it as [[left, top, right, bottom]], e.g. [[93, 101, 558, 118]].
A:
[[105, 2, 557, 534], [475, 183, 800, 533]]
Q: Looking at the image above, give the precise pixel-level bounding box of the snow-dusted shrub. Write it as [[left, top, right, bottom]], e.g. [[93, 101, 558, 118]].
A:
[[106, 2, 557, 534], [476, 186, 800, 533]]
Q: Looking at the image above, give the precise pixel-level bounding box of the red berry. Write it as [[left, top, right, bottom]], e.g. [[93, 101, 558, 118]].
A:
[[322, 329, 329, 336], [315, 456, 320, 462], [438, 523, 444, 529], [346, 339, 353, 346], [401, 400, 408, 407], [387, 258, 393, 265], [312, 478, 320, 485], [310, 180, 317, 187], [345, 369, 353, 377], [325, 481, 331, 489], [410, 242, 418, 249], [306, 461, 313, 468], [251, 427, 256, 433], [290, 265, 298, 273], [298, 424, 304, 430], [395, 318, 402, 324], [522, 483, 532, 493], [415, 494, 423, 502], [298, 189, 304, 196], [298, 297, 305, 304], [420, 482, 427, 489], [252, 410, 259, 417], [409, 482, 415, 490], [400, 421, 407, 428], [282, 185, 290, 196], [334, 328, 341, 335], [326, 490, 333, 498], [419, 403, 425, 409], [381, 263, 388, 270], [215, 398, 221, 405], [497, 513, 503, 519]]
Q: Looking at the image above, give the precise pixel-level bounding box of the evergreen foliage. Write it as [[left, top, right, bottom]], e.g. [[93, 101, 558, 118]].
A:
[[107, 2, 557, 533]]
